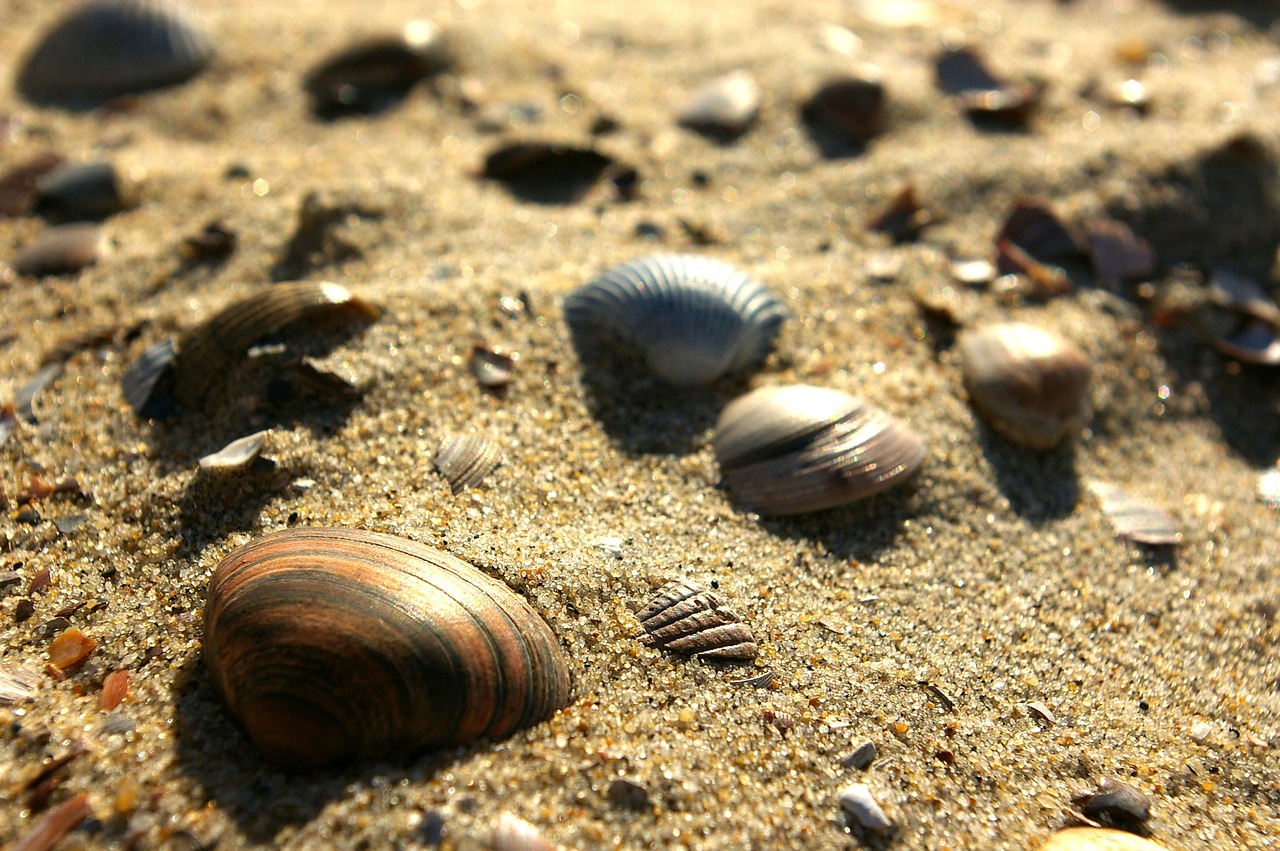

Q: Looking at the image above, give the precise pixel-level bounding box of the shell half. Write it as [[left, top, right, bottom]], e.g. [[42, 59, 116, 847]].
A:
[[565, 254, 786, 386], [637, 580, 758, 661]]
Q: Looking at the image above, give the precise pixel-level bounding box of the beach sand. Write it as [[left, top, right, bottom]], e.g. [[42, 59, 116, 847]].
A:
[[2, 0, 1279, 847]]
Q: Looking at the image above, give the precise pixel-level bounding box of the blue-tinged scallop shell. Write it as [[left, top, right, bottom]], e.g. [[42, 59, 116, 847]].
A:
[[16, 0, 214, 110], [564, 254, 786, 386]]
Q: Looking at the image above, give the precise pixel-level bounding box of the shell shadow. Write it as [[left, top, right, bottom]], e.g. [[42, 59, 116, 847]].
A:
[[799, 116, 871, 161], [753, 482, 924, 562], [974, 426, 1081, 522], [170, 660, 461, 844]]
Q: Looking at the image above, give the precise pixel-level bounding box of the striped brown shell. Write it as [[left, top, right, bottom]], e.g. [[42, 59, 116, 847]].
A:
[[434, 434, 504, 492], [172, 281, 379, 412], [203, 528, 572, 768], [713, 384, 927, 516], [637, 580, 757, 662]]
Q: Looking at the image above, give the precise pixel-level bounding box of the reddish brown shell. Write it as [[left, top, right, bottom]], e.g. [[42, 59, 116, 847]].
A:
[[203, 528, 572, 768]]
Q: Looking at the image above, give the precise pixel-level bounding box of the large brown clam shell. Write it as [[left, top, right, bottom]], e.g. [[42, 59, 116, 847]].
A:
[[957, 322, 1092, 449], [203, 528, 572, 768], [713, 384, 927, 516]]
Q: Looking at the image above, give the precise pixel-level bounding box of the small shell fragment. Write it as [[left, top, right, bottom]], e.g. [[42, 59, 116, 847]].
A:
[[838, 782, 892, 833], [198, 431, 270, 472], [801, 69, 886, 144], [492, 812, 555, 851], [996, 197, 1082, 264], [1085, 219, 1155, 290], [935, 46, 1042, 127], [1258, 466, 1280, 508], [121, 338, 177, 417], [957, 323, 1092, 449], [470, 344, 516, 388], [841, 741, 878, 770], [713, 385, 927, 515], [11, 224, 105, 276], [481, 141, 620, 204], [637, 580, 758, 662], [0, 663, 41, 704], [304, 21, 451, 118], [1040, 828, 1169, 851], [1087, 481, 1181, 546], [1070, 777, 1151, 833], [99, 669, 130, 712], [49, 627, 97, 669], [868, 184, 932, 242], [677, 69, 762, 141], [434, 434, 504, 492]]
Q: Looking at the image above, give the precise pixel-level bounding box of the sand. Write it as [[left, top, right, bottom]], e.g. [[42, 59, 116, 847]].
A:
[[2, 0, 1280, 848]]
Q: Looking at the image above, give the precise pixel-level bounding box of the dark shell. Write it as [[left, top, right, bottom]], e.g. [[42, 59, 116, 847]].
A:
[[713, 385, 927, 515], [11, 224, 105, 277], [470, 344, 516, 389], [996, 197, 1082, 265], [1071, 778, 1152, 833], [203, 528, 572, 767], [16, 0, 214, 110], [121, 338, 176, 417], [304, 22, 451, 118], [935, 46, 1041, 127], [0, 153, 65, 217], [564, 254, 786, 386], [171, 282, 380, 412], [867, 184, 932, 243], [957, 323, 1092, 449], [435, 434, 504, 492], [35, 161, 132, 222], [801, 71, 886, 144], [481, 141, 625, 205], [637, 580, 758, 661]]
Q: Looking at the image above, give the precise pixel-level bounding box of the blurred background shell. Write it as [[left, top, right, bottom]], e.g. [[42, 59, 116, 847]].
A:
[[203, 528, 573, 768], [16, 0, 214, 110], [957, 322, 1092, 449], [564, 254, 786, 386], [713, 384, 927, 515]]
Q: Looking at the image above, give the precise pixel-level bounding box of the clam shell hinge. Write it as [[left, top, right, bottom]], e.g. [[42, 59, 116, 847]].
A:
[[565, 254, 786, 386], [713, 384, 927, 516], [203, 528, 573, 767]]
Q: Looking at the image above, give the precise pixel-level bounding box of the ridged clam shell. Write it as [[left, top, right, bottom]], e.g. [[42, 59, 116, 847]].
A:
[[565, 254, 786, 386], [203, 528, 572, 768], [713, 384, 927, 516], [172, 282, 380, 412], [435, 434, 504, 492], [637, 580, 758, 661], [957, 322, 1092, 449], [17, 0, 214, 109], [1087, 481, 1181, 546]]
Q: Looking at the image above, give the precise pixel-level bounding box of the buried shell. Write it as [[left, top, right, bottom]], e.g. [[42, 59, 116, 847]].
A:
[[16, 0, 214, 110], [713, 384, 927, 516], [957, 322, 1092, 449], [565, 254, 786, 386], [637, 580, 758, 661], [304, 21, 452, 118], [203, 528, 572, 768], [171, 281, 380, 412]]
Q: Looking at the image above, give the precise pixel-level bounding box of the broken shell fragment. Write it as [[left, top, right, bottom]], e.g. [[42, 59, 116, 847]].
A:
[[637, 580, 758, 661], [199, 431, 270, 472], [935, 46, 1042, 127], [16, 0, 214, 109], [838, 782, 892, 833], [957, 323, 1092, 449], [203, 528, 572, 767], [481, 140, 623, 204], [677, 69, 762, 141], [469, 344, 516, 388], [35, 161, 133, 222], [801, 69, 886, 144], [304, 21, 451, 118], [1070, 777, 1152, 834], [713, 384, 927, 515], [171, 281, 380, 413], [11, 223, 105, 277], [434, 434, 504, 492], [1040, 828, 1169, 851], [121, 338, 176, 417], [565, 254, 786, 386], [1087, 481, 1181, 546]]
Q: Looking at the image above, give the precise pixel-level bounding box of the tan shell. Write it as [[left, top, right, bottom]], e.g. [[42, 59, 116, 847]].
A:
[[637, 580, 757, 661], [713, 384, 927, 515], [203, 528, 572, 768], [1039, 828, 1169, 851], [957, 322, 1092, 449]]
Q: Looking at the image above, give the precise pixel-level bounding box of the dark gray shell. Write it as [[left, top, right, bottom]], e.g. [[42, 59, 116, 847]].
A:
[[565, 254, 786, 386], [713, 384, 927, 516], [16, 0, 214, 110], [637, 580, 758, 661]]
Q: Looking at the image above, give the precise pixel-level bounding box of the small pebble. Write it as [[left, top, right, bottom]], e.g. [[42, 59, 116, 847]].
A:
[[677, 69, 762, 140], [838, 782, 892, 833], [841, 740, 878, 770], [1188, 721, 1213, 744]]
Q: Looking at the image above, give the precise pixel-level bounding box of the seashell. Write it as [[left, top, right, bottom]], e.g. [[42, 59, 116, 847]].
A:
[[935, 46, 1042, 127], [564, 254, 786, 386], [1086, 481, 1181, 546], [121, 338, 176, 417], [198, 431, 270, 473], [203, 527, 572, 768], [996, 197, 1082, 265], [304, 21, 451, 118], [637, 580, 758, 661], [11, 224, 105, 277], [867, 184, 933, 243], [481, 140, 627, 205], [0, 662, 41, 704], [470, 344, 516, 388], [801, 69, 886, 144], [171, 282, 380, 413], [1085, 220, 1155, 290], [1070, 777, 1151, 833], [841, 740, 878, 770], [956, 323, 1092, 449], [35, 161, 133, 222], [492, 812, 555, 851], [0, 152, 65, 218], [713, 384, 927, 515], [435, 434, 504, 492], [180, 221, 237, 263], [676, 69, 762, 141], [838, 782, 893, 833], [16, 0, 214, 110], [1040, 828, 1169, 851]]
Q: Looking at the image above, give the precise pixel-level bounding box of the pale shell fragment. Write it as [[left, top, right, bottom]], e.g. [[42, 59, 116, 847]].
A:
[[492, 812, 555, 851], [435, 434, 504, 492], [565, 254, 786, 386], [637, 580, 758, 661], [677, 69, 762, 139], [1039, 827, 1169, 851], [1087, 481, 1181, 546], [713, 384, 927, 515], [199, 431, 269, 472], [957, 322, 1092, 449], [838, 782, 892, 833]]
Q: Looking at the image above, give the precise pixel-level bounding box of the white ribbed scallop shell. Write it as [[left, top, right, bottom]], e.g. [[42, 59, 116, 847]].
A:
[[713, 384, 927, 516], [564, 254, 786, 386]]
